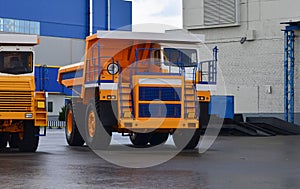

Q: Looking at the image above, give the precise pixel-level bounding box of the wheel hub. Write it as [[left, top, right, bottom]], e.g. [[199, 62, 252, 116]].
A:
[[67, 111, 73, 135], [88, 110, 96, 138]]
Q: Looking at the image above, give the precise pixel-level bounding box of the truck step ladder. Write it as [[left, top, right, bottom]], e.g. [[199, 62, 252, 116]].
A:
[[119, 83, 133, 118], [184, 83, 197, 118]]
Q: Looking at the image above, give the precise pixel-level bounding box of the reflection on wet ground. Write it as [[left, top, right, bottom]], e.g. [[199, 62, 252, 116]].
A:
[[0, 129, 300, 189]]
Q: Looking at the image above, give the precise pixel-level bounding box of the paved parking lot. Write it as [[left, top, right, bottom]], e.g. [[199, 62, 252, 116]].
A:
[[1, 129, 300, 189]]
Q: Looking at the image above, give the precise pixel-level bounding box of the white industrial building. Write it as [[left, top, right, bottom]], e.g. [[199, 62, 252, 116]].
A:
[[183, 0, 300, 123]]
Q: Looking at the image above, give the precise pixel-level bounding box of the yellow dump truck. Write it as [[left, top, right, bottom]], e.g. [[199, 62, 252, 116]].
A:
[[0, 34, 47, 152], [58, 31, 217, 149]]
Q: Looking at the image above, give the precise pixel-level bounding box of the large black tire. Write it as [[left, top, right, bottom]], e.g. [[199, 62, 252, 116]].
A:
[[199, 102, 210, 127], [65, 102, 85, 146], [19, 121, 39, 152], [173, 129, 201, 150], [130, 133, 150, 146], [149, 133, 169, 146], [9, 133, 21, 148], [85, 102, 112, 150], [0, 133, 8, 148]]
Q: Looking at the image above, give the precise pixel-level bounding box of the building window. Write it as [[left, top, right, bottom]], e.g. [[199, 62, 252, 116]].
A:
[[204, 0, 238, 26], [0, 18, 40, 35], [48, 102, 53, 113]]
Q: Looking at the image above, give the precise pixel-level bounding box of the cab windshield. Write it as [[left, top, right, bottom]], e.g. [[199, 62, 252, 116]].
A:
[[0, 52, 33, 74], [164, 48, 198, 67]]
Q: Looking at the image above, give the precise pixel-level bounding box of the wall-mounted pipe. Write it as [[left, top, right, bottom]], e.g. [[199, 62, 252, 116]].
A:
[[89, 0, 93, 35], [107, 0, 111, 31]]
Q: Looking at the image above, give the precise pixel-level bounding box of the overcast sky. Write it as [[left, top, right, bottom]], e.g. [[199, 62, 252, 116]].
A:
[[131, 0, 183, 32]]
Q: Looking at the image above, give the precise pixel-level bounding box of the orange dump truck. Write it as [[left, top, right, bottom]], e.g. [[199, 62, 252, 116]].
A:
[[58, 31, 217, 149], [0, 34, 47, 152]]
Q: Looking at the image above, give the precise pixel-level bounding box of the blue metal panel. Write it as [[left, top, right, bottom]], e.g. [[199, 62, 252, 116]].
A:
[[0, 0, 89, 38], [93, 0, 108, 33], [0, 0, 133, 38], [41, 22, 88, 39], [209, 96, 234, 119], [110, 0, 132, 30], [63, 87, 73, 96], [34, 66, 72, 95]]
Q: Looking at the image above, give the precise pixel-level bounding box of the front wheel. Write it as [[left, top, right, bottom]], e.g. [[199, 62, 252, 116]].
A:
[[65, 103, 85, 146], [19, 121, 39, 152], [85, 102, 111, 150]]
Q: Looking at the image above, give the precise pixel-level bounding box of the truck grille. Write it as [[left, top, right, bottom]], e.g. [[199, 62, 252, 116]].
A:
[[0, 91, 33, 112], [138, 87, 182, 118], [139, 87, 181, 101], [139, 104, 181, 118]]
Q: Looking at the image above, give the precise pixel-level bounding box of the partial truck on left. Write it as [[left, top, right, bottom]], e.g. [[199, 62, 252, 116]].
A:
[[0, 34, 47, 152]]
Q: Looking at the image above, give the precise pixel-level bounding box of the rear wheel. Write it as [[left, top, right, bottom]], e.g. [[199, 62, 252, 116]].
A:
[[173, 129, 201, 150], [85, 102, 111, 150], [149, 133, 169, 146], [130, 133, 150, 146], [19, 121, 39, 152], [9, 133, 21, 148], [65, 103, 85, 146]]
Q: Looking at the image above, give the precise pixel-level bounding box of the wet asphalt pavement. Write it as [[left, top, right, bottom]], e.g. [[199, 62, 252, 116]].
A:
[[1, 129, 300, 189]]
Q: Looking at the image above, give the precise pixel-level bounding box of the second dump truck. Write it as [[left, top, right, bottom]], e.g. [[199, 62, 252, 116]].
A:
[[0, 34, 47, 152], [58, 31, 217, 149]]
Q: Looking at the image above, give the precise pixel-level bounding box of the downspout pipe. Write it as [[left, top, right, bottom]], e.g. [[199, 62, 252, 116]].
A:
[[107, 0, 111, 31], [89, 0, 93, 35]]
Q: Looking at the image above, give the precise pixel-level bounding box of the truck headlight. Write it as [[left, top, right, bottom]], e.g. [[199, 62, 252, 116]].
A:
[[107, 63, 119, 75]]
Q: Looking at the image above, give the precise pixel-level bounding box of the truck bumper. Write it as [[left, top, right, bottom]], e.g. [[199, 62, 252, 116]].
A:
[[119, 118, 199, 130], [0, 112, 35, 120]]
